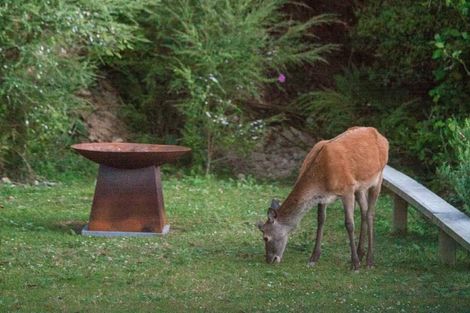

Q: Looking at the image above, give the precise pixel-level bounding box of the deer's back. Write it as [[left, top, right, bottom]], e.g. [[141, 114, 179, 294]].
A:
[[300, 127, 388, 195]]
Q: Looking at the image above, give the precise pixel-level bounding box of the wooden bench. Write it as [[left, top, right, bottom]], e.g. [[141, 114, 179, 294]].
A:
[[382, 165, 470, 265]]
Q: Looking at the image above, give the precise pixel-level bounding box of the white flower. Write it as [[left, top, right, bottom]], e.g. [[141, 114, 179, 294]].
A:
[[208, 74, 218, 83]]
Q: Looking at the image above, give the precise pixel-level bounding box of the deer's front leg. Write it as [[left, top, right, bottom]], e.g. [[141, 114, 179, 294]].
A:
[[308, 203, 326, 267], [342, 193, 360, 270]]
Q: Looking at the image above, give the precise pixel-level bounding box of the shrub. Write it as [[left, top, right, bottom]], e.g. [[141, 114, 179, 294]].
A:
[[430, 0, 470, 117], [292, 68, 419, 165], [352, 0, 462, 87], [337, 0, 470, 182], [439, 118, 470, 214], [0, 0, 144, 179], [112, 0, 338, 173]]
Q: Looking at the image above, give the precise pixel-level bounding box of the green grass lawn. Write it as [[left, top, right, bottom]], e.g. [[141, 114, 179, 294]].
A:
[[1, 174, 469, 312]]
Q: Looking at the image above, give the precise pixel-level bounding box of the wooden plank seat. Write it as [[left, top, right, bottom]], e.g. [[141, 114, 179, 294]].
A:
[[382, 165, 470, 265]]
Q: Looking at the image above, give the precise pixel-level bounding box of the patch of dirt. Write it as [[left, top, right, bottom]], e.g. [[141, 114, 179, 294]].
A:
[[227, 126, 316, 179], [76, 78, 128, 142]]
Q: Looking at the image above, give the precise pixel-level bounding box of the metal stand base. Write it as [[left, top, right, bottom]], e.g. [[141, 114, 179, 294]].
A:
[[82, 224, 170, 237], [87, 165, 168, 233]]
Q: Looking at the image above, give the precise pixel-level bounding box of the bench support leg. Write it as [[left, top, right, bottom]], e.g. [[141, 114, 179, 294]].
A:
[[392, 195, 408, 234], [439, 230, 457, 266]]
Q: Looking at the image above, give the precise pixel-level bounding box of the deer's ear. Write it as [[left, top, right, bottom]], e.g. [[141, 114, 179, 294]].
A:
[[268, 207, 277, 223], [256, 220, 264, 231], [270, 199, 281, 210]]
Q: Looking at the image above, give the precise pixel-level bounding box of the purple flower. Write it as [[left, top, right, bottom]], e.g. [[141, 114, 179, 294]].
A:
[[277, 73, 286, 83]]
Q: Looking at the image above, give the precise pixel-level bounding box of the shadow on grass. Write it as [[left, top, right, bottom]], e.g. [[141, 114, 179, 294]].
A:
[[0, 217, 84, 235], [50, 220, 86, 235]]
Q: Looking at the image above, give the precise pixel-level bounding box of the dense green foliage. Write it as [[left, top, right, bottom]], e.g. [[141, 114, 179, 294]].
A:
[[0, 0, 144, 178], [0, 0, 336, 177], [439, 118, 470, 214], [353, 1, 458, 87], [293, 68, 416, 163], [357, 0, 468, 196], [431, 0, 470, 115], [294, 0, 469, 207], [353, 0, 469, 162], [112, 0, 337, 172], [0, 0, 468, 213], [1, 176, 470, 312]]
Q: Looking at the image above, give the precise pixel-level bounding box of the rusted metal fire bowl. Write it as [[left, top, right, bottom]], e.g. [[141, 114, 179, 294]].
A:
[[71, 142, 191, 169], [72, 142, 191, 236]]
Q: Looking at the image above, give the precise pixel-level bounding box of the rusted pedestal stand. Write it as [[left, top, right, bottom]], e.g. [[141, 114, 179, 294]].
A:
[[72, 143, 191, 237]]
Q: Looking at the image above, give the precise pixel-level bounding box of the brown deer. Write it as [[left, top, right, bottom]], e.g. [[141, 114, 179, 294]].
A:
[[257, 127, 388, 270]]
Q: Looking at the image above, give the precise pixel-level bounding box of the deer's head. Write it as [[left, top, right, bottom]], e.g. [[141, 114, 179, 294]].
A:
[[256, 199, 289, 264]]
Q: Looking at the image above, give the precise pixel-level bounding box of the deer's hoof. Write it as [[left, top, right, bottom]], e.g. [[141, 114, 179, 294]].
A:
[[351, 262, 360, 271], [308, 261, 317, 267]]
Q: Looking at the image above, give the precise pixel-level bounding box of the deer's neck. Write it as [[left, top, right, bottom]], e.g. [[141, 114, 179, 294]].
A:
[[276, 183, 322, 230]]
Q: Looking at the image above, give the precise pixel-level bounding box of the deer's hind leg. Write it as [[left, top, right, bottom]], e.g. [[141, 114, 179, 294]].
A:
[[308, 203, 327, 267], [355, 190, 368, 262], [366, 173, 383, 268], [342, 193, 360, 271]]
